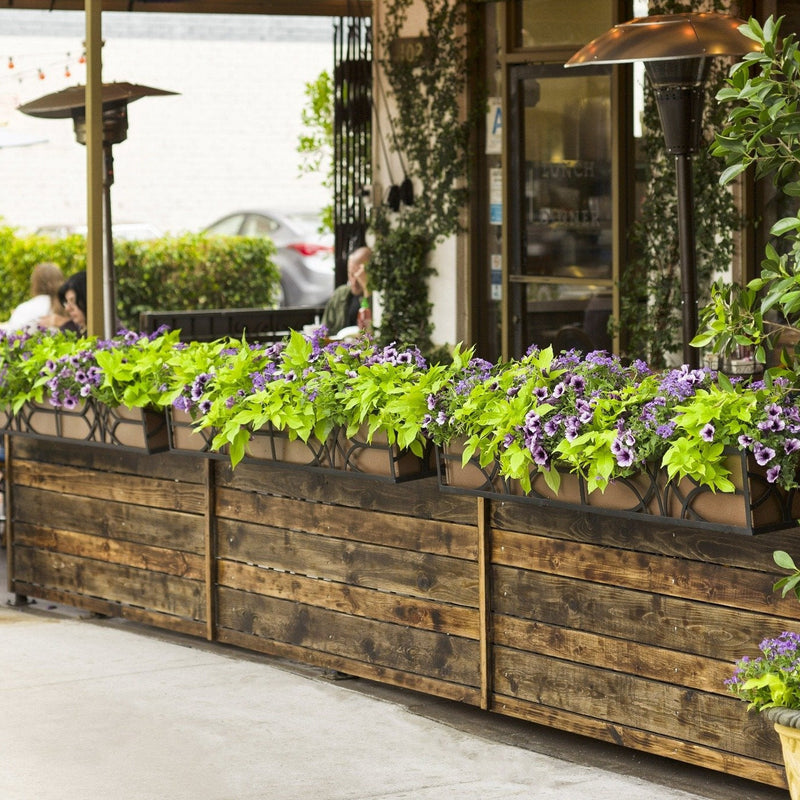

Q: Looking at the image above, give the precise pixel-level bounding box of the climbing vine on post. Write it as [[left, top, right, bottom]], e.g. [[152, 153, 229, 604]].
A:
[[617, 0, 739, 367], [371, 0, 478, 352]]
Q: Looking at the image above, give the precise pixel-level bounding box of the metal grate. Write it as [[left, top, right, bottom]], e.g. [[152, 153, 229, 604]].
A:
[[333, 15, 372, 286]]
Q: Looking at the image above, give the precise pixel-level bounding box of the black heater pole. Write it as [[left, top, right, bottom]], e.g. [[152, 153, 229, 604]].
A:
[[647, 59, 709, 371], [565, 12, 760, 368], [674, 151, 699, 368]]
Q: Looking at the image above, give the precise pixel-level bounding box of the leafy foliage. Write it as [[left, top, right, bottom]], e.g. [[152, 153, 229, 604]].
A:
[[115, 234, 280, 329], [727, 630, 800, 711], [0, 226, 281, 331], [696, 15, 800, 369], [618, 0, 738, 367], [297, 70, 335, 235]]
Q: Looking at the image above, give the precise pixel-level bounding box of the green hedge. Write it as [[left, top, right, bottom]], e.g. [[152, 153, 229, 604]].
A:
[[0, 226, 281, 330]]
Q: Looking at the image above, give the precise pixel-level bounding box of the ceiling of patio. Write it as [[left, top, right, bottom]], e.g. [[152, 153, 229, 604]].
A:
[[0, 0, 370, 16]]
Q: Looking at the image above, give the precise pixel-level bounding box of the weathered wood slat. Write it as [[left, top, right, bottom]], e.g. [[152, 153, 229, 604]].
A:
[[13, 459, 207, 514], [218, 560, 479, 638], [216, 486, 477, 558], [493, 615, 731, 695], [218, 627, 482, 706], [13, 486, 204, 551], [217, 519, 478, 606], [493, 694, 786, 790], [492, 565, 787, 661], [491, 496, 799, 571], [10, 581, 207, 638], [217, 586, 481, 688], [14, 548, 206, 620], [492, 646, 778, 761], [11, 436, 206, 483], [215, 460, 478, 524], [13, 524, 205, 579], [493, 528, 795, 619]]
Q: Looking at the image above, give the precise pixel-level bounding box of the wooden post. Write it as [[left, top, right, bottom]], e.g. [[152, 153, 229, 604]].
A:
[[477, 495, 492, 710], [5, 436, 27, 606], [204, 458, 217, 641], [85, 0, 105, 337]]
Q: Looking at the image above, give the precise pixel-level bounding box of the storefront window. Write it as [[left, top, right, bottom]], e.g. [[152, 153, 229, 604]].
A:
[[508, 64, 613, 357], [514, 0, 613, 50]]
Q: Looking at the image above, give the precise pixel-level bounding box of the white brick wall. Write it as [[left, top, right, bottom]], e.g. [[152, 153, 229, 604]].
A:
[[0, 11, 334, 234]]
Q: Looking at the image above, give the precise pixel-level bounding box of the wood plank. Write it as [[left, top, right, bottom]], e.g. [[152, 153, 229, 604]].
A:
[[493, 528, 797, 619], [218, 519, 478, 606], [218, 627, 481, 706], [217, 560, 480, 638], [217, 586, 481, 688], [13, 548, 206, 620], [13, 459, 207, 514], [493, 615, 732, 695], [9, 581, 207, 638], [11, 436, 206, 483], [13, 487, 205, 551], [477, 496, 492, 710], [491, 494, 800, 571], [215, 460, 478, 524], [492, 646, 779, 762], [216, 486, 477, 559], [492, 565, 789, 661], [493, 694, 787, 789], [13, 525, 205, 579]]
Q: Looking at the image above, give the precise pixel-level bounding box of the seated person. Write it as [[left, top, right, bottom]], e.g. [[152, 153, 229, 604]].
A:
[[0, 261, 68, 332], [321, 246, 371, 335], [56, 271, 88, 335]]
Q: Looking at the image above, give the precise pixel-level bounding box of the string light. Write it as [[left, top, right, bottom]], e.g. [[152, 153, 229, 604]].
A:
[[0, 49, 85, 91]]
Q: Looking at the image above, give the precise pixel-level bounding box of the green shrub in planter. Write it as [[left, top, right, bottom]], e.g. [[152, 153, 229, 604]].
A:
[[0, 226, 281, 329], [114, 234, 281, 329]]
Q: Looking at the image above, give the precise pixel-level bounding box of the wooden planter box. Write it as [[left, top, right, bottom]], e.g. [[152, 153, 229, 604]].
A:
[[168, 408, 433, 482], [437, 442, 799, 535], [6, 436, 800, 791]]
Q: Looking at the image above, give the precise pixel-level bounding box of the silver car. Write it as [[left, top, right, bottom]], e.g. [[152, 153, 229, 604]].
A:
[[203, 210, 335, 307]]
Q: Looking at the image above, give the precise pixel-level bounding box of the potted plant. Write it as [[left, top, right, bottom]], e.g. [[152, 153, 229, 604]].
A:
[[425, 345, 800, 532], [2, 327, 181, 451], [696, 15, 800, 369], [727, 551, 800, 799]]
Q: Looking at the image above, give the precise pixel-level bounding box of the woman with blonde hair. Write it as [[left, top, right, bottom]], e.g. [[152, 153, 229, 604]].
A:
[[0, 261, 69, 332]]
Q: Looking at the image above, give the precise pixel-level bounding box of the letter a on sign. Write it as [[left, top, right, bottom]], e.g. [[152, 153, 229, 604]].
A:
[[486, 97, 502, 155]]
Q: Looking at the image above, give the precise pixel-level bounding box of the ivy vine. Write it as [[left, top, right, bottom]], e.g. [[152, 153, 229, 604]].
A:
[[617, 0, 739, 368], [370, 0, 479, 352]]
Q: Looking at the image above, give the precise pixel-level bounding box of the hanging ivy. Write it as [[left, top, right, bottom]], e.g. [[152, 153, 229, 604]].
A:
[[617, 0, 739, 367], [370, 0, 480, 352]]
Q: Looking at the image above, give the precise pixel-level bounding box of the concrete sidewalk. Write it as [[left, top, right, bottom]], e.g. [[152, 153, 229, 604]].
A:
[[0, 565, 788, 799]]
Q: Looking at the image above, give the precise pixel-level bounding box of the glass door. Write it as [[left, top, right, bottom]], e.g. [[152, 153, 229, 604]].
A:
[[508, 63, 614, 358]]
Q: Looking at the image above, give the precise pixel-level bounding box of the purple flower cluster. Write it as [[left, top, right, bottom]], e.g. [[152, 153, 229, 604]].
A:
[[42, 351, 104, 409], [727, 631, 800, 711], [738, 399, 800, 484]]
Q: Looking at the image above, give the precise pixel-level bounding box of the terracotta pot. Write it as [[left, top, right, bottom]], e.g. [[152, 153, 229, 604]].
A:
[[18, 399, 99, 442], [245, 425, 330, 467], [167, 407, 216, 454], [765, 708, 800, 800], [334, 425, 433, 481], [439, 439, 505, 493], [665, 450, 794, 533]]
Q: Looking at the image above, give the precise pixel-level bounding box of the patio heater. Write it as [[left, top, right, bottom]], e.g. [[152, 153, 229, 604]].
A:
[[18, 83, 177, 336], [566, 12, 760, 369]]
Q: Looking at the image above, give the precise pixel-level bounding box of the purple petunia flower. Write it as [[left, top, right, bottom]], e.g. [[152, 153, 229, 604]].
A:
[[700, 423, 715, 442]]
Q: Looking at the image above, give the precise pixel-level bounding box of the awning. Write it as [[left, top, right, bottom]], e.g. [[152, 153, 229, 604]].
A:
[[0, 0, 370, 16]]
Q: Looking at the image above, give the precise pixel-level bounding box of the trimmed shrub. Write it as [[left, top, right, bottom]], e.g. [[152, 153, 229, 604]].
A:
[[0, 226, 281, 330]]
